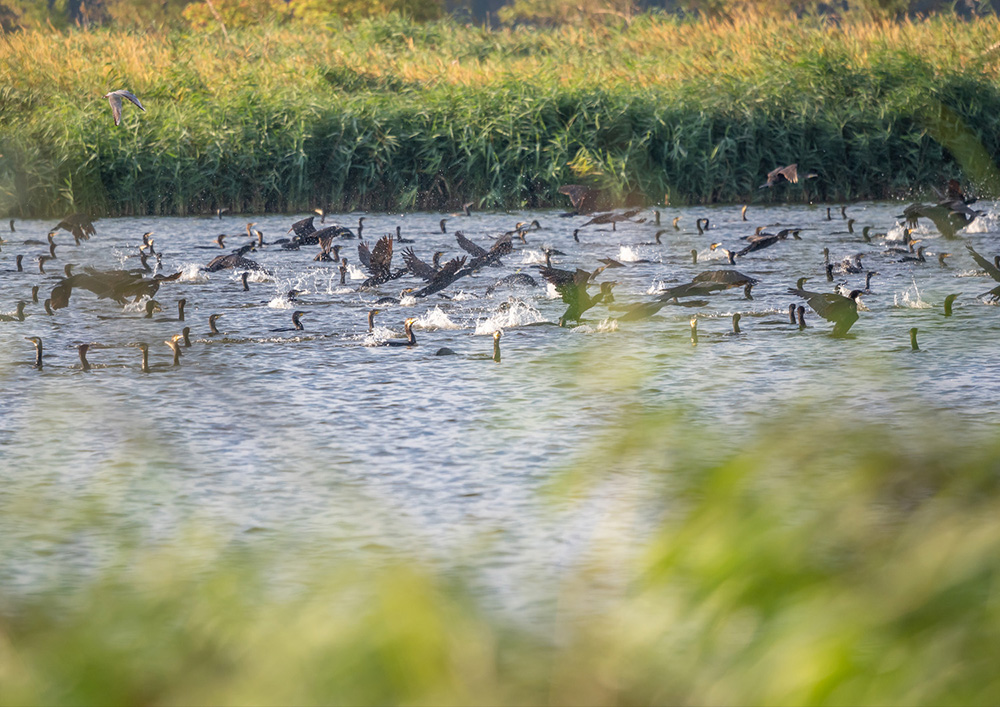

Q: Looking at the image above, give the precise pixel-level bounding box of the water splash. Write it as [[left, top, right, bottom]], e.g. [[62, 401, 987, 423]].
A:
[[178, 263, 209, 282], [475, 299, 545, 334], [893, 279, 932, 309], [520, 250, 547, 265], [618, 245, 645, 263], [414, 306, 460, 330]]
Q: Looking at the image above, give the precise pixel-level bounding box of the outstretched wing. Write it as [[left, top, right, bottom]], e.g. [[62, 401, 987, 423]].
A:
[[107, 93, 123, 125], [117, 89, 145, 112], [289, 216, 316, 238], [368, 235, 394, 276], [456, 231, 487, 257], [402, 247, 436, 281], [357, 241, 372, 270], [966, 244, 1000, 282], [489, 232, 513, 257]]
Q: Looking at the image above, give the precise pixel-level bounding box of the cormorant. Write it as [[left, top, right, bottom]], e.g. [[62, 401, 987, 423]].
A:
[[394, 226, 414, 244], [78, 343, 91, 371], [731, 312, 742, 335], [379, 318, 417, 347], [938, 252, 951, 267], [673, 216, 680, 231], [797, 306, 807, 330], [273, 311, 306, 332], [900, 245, 926, 263], [144, 300, 161, 318], [696, 218, 709, 235], [31, 285, 39, 303], [25, 336, 42, 368], [43, 299, 53, 315], [741, 205, 748, 221], [690, 317, 698, 345], [788, 286, 862, 336], [691, 249, 698, 265], [0, 301, 27, 322], [709, 243, 736, 265], [910, 327, 919, 351], [16, 254, 22, 272], [241, 272, 250, 291], [440, 219, 447, 234], [181, 326, 192, 347], [965, 244, 1000, 282], [538, 266, 616, 326], [358, 236, 407, 288], [944, 294, 959, 317], [165, 337, 182, 366], [208, 313, 223, 335], [788, 303, 797, 324]]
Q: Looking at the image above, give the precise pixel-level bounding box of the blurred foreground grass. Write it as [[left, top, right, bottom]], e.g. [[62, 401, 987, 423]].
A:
[[1, 406, 999, 706]]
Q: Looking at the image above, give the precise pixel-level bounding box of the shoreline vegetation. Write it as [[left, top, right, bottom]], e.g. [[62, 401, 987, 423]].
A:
[[2, 12, 1000, 217]]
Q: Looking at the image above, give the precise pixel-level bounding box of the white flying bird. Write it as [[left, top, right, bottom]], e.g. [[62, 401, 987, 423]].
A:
[[103, 89, 145, 126]]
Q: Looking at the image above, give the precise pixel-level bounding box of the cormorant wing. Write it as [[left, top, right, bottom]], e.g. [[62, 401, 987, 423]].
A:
[[692, 269, 758, 286], [433, 255, 466, 282], [966, 244, 1000, 282], [789, 287, 859, 332], [489, 233, 514, 257], [456, 231, 488, 257], [558, 184, 592, 212], [368, 235, 394, 276], [289, 216, 316, 238], [402, 247, 436, 281], [357, 241, 373, 270]]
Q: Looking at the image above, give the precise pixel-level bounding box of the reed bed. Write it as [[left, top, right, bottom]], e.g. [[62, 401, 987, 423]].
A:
[[2, 406, 1000, 704], [2, 12, 1000, 216]]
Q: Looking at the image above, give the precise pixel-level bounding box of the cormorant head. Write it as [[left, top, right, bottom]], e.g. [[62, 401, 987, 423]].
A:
[[848, 290, 863, 301]]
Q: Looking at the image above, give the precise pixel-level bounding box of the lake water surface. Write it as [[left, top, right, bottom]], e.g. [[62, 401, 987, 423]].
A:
[[1, 203, 998, 611]]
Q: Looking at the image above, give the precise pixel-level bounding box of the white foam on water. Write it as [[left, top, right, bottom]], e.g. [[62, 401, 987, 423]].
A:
[[413, 306, 460, 330], [475, 299, 545, 334], [893, 279, 932, 309], [618, 245, 643, 262], [520, 250, 548, 265], [179, 263, 210, 282]]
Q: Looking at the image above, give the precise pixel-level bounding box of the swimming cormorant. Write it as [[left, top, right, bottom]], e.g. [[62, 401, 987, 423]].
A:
[[208, 313, 223, 335], [797, 306, 806, 330], [181, 326, 192, 347], [690, 317, 698, 345], [15, 254, 22, 272], [0, 301, 27, 322], [165, 337, 182, 366], [788, 303, 797, 324], [78, 343, 91, 371], [380, 318, 417, 347], [910, 327, 919, 351], [241, 272, 250, 291], [944, 293, 959, 316], [31, 285, 39, 303], [25, 336, 42, 368], [731, 313, 742, 335], [43, 299, 53, 315], [900, 245, 926, 263]]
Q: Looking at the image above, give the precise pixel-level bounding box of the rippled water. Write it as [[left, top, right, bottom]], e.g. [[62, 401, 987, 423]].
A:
[[1, 203, 998, 607]]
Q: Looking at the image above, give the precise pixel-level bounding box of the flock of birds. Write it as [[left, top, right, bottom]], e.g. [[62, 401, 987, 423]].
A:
[[1, 170, 997, 374]]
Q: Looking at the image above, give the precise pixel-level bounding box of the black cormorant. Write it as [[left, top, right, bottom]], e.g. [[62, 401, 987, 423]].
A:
[[788, 286, 861, 336], [25, 336, 42, 368], [78, 343, 91, 371], [208, 313, 223, 335], [910, 327, 919, 351], [380, 318, 417, 347], [0, 301, 27, 322]]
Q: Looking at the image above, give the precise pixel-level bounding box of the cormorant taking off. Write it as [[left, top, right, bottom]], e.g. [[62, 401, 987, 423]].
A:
[[787, 286, 862, 336], [538, 266, 615, 326]]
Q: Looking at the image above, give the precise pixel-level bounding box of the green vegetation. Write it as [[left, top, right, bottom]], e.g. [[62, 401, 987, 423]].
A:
[[2, 407, 1000, 704], [1, 12, 1000, 216]]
